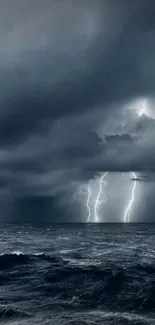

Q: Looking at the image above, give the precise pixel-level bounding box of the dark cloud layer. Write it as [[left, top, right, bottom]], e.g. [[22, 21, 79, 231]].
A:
[[0, 0, 155, 221]]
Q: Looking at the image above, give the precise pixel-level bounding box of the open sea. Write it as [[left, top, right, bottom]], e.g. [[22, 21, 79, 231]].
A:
[[0, 224, 155, 324]]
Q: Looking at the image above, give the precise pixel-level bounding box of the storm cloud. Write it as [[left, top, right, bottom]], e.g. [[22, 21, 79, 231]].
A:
[[0, 0, 155, 222]]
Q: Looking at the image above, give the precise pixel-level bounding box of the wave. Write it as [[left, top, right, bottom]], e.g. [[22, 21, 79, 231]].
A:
[[0, 251, 62, 269], [62, 310, 155, 325], [0, 306, 30, 320], [0, 251, 155, 313]]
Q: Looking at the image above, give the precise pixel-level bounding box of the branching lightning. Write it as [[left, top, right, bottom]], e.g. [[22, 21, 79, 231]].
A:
[[94, 172, 108, 223], [123, 172, 137, 222]]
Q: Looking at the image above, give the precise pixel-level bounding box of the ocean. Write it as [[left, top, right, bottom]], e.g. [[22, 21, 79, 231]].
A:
[[0, 224, 155, 324]]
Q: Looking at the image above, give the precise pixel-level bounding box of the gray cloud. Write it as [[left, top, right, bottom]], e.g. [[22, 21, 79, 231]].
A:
[[0, 0, 155, 221]]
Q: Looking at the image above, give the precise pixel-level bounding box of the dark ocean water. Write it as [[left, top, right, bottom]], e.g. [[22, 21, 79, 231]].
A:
[[0, 224, 155, 324]]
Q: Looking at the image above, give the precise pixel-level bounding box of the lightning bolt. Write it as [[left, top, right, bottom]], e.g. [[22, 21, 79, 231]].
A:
[[86, 100, 148, 223], [86, 184, 92, 222], [123, 99, 148, 223], [123, 172, 137, 223], [94, 172, 108, 223]]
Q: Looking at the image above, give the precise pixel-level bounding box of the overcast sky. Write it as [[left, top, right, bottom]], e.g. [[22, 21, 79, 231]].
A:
[[0, 0, 155, 222]]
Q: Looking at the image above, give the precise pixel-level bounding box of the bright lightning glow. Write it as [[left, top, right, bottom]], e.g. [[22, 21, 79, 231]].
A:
[[139, 99, 148, 117], [86, 185, 92, 222], [94, 172, 108, 223], [123, 172, 137, 223]]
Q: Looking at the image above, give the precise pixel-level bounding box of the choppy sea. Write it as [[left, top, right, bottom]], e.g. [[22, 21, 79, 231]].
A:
[[0, 224, 155, 324]]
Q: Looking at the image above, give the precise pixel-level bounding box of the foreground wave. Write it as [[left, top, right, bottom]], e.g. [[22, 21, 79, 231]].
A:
[[0, 224, 155, 324], [0, 251, 155, 312]]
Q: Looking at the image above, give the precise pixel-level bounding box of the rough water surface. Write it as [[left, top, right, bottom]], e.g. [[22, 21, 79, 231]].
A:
[[0, 224, 155, 324]]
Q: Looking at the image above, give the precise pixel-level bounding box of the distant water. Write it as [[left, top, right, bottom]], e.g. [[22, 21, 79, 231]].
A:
[[0, 224, 155, 324]]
